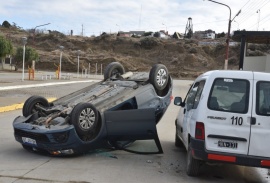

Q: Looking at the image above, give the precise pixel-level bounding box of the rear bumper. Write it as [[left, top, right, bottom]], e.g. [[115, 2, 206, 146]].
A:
[[190, 137, 270, 168]]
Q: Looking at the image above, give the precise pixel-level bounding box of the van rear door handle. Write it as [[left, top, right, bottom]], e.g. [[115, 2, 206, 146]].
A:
[[251, 117, 256, 125]]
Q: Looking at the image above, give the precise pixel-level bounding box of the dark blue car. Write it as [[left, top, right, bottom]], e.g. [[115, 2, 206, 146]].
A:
[[13, 62, 172, 155]]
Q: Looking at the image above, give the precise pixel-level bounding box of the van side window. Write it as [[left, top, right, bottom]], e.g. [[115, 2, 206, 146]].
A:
[[208, 78, 249, 113], [186, 80, 205, 111], [256, 81, 270, 116]]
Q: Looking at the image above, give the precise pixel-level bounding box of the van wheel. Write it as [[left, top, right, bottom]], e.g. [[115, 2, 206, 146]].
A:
[[186, 146, 200, 176], [104, 62, 125, 80], [175, 133, 184, 147], [22, 96, 49, 117]]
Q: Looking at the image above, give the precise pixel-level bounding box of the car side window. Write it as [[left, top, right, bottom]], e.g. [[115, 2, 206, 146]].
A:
[[186, 80, 205, 111], [256, 81, 270, 116], [193, 80, 205, 109], [208, 78, 249, 113]]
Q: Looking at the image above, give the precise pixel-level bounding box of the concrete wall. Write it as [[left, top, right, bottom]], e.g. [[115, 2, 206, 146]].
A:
[[243, 54, 270, 72], [243, 56, 267, 72], [243, 42, 270, 73], [265, 54, 270, 72], [3, 63, 15, 70]]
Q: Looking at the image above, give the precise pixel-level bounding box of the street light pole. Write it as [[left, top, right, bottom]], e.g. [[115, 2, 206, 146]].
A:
[[257, 9, 260, 31], [33, 23, 50, 45], [77, 50, 81, 78], [162, 23, 167, 33], [234, 20, 239, 30], [207, 0, 231, 70], [206, 0, 241, 70], [59, 46, 64, 80], [21, 37, 27, 81], [116, 24, 120, 31]]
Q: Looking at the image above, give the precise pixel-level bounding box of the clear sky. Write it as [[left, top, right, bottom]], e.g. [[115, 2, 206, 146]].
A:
[[1, 0, 269, 36]]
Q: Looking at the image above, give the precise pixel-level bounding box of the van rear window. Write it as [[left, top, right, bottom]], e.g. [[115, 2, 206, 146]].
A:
[[208, 78, 249, 113]]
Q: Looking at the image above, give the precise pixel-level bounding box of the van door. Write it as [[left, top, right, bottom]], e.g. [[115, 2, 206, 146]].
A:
[[205, 77, 252, 155], [176, 80, 205, 148], [248, 75, 270, 157]]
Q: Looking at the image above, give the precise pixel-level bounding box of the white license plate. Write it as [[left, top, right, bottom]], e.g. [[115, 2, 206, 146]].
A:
[[218, 140, 238, 149], [22, 137, 37, 145]]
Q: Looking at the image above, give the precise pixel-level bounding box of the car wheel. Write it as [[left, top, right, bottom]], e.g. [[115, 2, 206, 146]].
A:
[[70, 103, 99, 137], [104, 62, 125, 80], [175, 132, 184, 147], [186, 145, 200, 176], [22, 96, 49, 117], [149, 64, 169, 91]]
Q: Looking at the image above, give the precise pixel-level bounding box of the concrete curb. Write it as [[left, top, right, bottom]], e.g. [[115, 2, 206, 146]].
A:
[[0, 98, 57, 113]]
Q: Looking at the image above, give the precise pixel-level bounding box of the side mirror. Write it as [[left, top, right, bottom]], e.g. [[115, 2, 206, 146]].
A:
[[174, 97, 183, 106]]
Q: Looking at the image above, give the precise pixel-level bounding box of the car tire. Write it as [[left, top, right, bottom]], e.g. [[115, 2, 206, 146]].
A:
[[22, 96, 49, 117], [175, 132, 184, 147], [70, 103, 99, 137], [149, 64, 169, 91], [104, 62, 125, 80], [186, 145, 200, 176]]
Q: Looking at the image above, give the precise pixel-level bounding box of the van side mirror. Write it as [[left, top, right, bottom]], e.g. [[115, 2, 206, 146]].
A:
[[174, 97, 183, 106]]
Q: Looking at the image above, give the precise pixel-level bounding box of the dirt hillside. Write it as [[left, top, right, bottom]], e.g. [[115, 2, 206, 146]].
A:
[[0, 27, 245, 78]]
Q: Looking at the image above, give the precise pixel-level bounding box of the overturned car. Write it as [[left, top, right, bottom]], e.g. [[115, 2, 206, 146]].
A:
[[13, 62, 172, 155]]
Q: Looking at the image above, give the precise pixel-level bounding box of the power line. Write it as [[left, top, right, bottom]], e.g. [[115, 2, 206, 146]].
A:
[[240, 0, 251, 10], [236, 0, 269, 25], [236, 0, 263, 22], [246, 13, 270, 30], [236, 0, 268, 23]]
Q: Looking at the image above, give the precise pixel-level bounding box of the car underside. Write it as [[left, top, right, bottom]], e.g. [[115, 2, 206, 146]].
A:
[[13, 62, 173, 155]]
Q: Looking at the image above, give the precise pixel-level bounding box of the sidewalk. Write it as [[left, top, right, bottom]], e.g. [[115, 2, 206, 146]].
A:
[[0, 71, 102, 112]]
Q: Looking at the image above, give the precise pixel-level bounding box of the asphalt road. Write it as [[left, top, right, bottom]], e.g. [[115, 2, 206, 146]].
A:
[[0, 80, 269, 183]]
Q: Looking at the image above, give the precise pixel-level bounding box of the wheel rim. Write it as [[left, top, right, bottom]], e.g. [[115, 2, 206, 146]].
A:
[[111, 69, 120, 77], [156, 69, 167, 86], [31, 102, 41, 113], [79, 108, 95, 130]]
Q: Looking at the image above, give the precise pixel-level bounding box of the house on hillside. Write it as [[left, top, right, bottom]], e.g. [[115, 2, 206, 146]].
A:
[[0, 56, 14, 70], [129, 31, 145, 37], [117, 31, 132, 37], [153, 30, 170, 39], [118, 31, 145, 37], [159, 31, 169, 39], [194, 29, 216, 39]]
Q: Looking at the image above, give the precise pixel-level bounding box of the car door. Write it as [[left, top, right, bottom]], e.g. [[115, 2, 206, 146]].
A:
[[176, 80, 205, 148], [248, 74, 270, 157], [204, 76, 252, 155], [104, 108, 163, 154]]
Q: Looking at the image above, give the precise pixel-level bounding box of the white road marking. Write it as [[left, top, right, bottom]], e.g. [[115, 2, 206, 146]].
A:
[[0, 80, 99, 91]]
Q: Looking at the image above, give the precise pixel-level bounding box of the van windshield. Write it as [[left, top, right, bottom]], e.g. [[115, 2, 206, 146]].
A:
[[208, 78, 250, 113]]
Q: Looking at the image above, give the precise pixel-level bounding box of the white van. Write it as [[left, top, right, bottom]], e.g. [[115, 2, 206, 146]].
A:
[[174, 70, 270, 176]]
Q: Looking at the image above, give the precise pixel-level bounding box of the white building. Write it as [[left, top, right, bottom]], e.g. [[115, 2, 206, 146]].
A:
[[194, 29, 215, 39]]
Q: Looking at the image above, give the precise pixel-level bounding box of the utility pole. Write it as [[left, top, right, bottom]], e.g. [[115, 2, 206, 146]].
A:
[[257, 9, 261, 31], [139, 4, 142, 30], [82, 24, 84, 36]]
